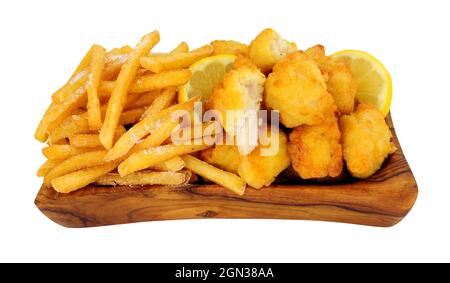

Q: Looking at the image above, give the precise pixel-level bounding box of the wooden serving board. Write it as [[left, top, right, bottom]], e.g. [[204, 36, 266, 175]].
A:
[[35, 115, 418, 228]]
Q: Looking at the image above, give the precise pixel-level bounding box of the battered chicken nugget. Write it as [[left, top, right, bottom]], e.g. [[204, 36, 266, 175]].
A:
[[208, 57, 266, 154], [249, 28, 297, 74], [306, 45, 356, 114], [339, 103, 397, 179], [200, 144, 242, 174], [238, 129, 291, 189], [289, 115, 343, 179], [265, 51, 337, 128], [211, 40, 249, 56]]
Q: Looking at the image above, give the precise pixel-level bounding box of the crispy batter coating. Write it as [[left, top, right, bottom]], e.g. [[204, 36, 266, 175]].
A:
[[211, 40, 249, 56], [305, 45, 356, 114], [289, 115, 343, 179], [200, 144, 242, 174], [208, 57, 266, 154], [339, 103, 397, 179], [238, 129, 291, 189], [249, 28, 297, 74], [264, 51, 337, 128]]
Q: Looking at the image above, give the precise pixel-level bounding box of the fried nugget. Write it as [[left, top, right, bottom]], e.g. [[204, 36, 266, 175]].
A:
[[339, 103, 397, 179], [200, 144, 243, 174], [248, 28, 297, 74], [306, 45, 356, 114], [211, 40, 249, 56], [264, 51, 337, 128], [289, 115, 343, 179], [238, 129, 291, 189], [208, 57, 266, 154]]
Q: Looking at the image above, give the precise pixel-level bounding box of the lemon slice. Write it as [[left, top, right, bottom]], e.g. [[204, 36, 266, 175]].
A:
[[332, 50, 392, 117], [179, 54, 236, 103]]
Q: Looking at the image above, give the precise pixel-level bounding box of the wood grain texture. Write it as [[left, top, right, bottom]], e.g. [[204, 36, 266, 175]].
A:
[[35, 114, 418, 228]]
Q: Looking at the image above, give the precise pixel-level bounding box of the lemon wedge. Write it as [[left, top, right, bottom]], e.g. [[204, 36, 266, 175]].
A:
[[332, 50, 392, 117], [179, 54, 236, 103]]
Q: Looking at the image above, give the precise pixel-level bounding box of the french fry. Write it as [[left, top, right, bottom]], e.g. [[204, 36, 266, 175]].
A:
[[100, 30, 160, 150], [99, 69, 191, 94], [48, 107, 145, 143], [44, 150, 108, 186], [118, 107, 146, 125], [51, 161, 119, 193], [94, 170, 193, 186], [148, 42, 188, 56], [105, 45, 133, 62], [35, 85, 87, 142], [37, 159, 64, 177], [48, 44, 95, 103], [151, 156, 185, 172], [141, 87, 177, 119], [118, 143, 211, 176], [124, 90, 161, 110], [169, 121, 223, 144], [87, 44, 106, 130], [181, 155, 246, 195], [52, 69, 89, 102], [103, 45, 133, 80], [35, 101, 58, 142], [69, 126, 126, 148], [106, 45, 133, 58], [69, 134, 101, 148], [104, 96, 200, 161], [69, 134, 102, 148], [211, 40, 249, 56], [140, 45, 213, 73], [131, 70, 191, 93], [48, 111, 91, 143], [72, 46, 96, 78], [171, 42, 189, 53], [49, 85, 68, 103], [134, 119, 179, 152], [43, 144, 103, 160]]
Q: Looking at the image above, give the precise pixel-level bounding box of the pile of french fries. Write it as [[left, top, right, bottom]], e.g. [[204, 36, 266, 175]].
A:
[[36, 30, 246, 195]]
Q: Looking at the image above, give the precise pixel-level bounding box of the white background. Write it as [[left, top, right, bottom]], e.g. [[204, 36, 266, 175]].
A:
[[0, 0, 449, 262]]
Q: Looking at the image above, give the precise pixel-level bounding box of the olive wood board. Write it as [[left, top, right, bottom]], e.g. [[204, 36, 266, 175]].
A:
[[35, 114, 418, 228]]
